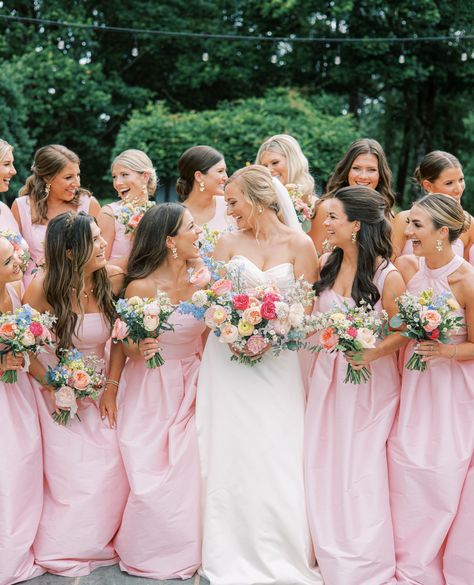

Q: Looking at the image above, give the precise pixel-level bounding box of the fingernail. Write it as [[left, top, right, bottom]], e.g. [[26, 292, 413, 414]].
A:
[[101, 415, 106, 420]]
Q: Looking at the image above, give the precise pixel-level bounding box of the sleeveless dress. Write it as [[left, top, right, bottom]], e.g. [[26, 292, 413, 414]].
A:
[[196, 256, 323, 585], [203, 196, 230, 232], [32, 313, 129, 576], [0, 202, 19, 233], [15, 195, 91, 287], [388, 254, 474, 584], [305, 262, 400, 585], [115, 311, 205, 579], [0, 284, 44, 585], [101, 200, 132, 261]]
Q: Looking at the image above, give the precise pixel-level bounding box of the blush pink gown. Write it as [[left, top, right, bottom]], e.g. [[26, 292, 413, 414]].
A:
[[0, 284, 44, 585], [33, 313, 129, 576], [114, 312, 205, 579], [204, 196, 230, 231], [305, 262, 400, 585], [388, 254, 474, 585], [0, 202, 19, 233], [15, 195, 91, 287], [102, 201, 132, 261]]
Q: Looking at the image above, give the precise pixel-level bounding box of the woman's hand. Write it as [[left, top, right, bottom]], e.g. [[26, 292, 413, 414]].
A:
[[414, 340, 454, 361], [100, 386, 118, 429], [138, 337, 161, 361], [0, 352, 24, 371], [230, 343, 271, 362], [345, 348, 379, 369]]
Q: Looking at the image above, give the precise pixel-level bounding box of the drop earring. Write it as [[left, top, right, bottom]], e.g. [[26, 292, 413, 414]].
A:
[[436, 239, 443, 252], [44, 183, 51, 197], [199, 181, 205, 192], [351, 231, 357, 244], [170, 245, 178, 259]]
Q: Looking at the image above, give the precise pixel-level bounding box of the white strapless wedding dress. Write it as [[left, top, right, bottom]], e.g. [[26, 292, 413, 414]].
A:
[[196, 256, 323, 585]]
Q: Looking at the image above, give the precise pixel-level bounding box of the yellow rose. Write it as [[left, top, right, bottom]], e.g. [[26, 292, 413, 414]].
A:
[[446, 297, 460, 311], [237, 320, 254, 337], [128, 296, 142, 306], [331, 312, 346, 322]]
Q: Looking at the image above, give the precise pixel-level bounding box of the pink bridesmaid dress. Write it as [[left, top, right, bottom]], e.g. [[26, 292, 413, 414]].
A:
[[0, 285, 44, 585], [0, 202, 19, 233], [33, 313, 129, 576], [101, 200, 132, 261], [15, 195, 91, 287], [388, 254, 474, 584], [469, 243, 474, 266], [204, 195, 230, 231], [114, 311, 205, 579], [305, 262, 400, 585]]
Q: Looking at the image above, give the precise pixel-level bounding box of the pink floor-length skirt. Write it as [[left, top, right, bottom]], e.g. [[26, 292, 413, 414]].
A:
[[114, 312, 204, 579]]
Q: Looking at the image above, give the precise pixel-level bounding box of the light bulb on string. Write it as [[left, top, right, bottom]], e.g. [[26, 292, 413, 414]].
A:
[[271, 54, 277, 64], [461, 51, 468, 61], [398, 53, 405, 64], [334, 54, 341, 65], [131, 46, 138, 57], [471, 50, 474, 59], [202, 52, 209, 62]]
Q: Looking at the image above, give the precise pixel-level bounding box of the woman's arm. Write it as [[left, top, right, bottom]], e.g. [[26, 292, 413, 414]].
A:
[[97, 206, 116, 260], [391, 210, 409, 259]]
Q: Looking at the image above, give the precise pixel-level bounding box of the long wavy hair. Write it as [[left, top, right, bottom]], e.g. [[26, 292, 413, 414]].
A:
[[124, 203, 186, 290], [320, 138, 395, 218], [19, 144, 91, 224], [44, 212, 115, 354], [314, 186, 393, 307]]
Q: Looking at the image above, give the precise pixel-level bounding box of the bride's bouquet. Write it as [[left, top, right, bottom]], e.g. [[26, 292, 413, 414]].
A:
[[112, 293, 175, 367], [285, 184, 315, 233], [0, 305, 55, 383], [180, 271, 317, 366], [0, 229, 30, 273], [114, 199, 155, 234], [311, 302, 387, 384], [45, 349, 106, 425], [390, 289, 463, 372]]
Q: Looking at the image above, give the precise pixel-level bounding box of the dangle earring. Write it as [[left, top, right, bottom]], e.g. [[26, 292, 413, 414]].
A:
[[44, 183, 51, 197], [142, 183, 148, 196], [170, 245, 179, 259], [436, 239, 443, 252], [351, 231, 357, 244], [199, 181, 205, 192], [257, 206, 263, 214]]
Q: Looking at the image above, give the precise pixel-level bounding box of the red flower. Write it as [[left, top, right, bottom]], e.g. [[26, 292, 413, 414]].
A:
[[263, 292, 281, 303], [428, 328, 440, 340], [261, 301, 277, 320], [232, 294, 250, 311], [346, 326, 358, 338]]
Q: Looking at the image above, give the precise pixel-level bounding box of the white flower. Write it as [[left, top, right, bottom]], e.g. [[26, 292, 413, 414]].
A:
[[191, 290, 208, 308], [20, 330, 36, 347], [289, 303, 305, 327], [274, 301, 290, 320], [356, 327, 377, 348], [143, 315, 159, 331]]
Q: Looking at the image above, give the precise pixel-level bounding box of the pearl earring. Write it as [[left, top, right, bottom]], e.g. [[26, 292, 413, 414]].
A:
[[199, 181, 205, 192], [436, 239, 443, 252]]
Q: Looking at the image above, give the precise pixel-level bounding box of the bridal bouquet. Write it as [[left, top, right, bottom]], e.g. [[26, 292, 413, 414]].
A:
[[180, 272, 316, 366], [0, 229, 30, 273], [285, 184, 315, 233], [311, 302, 387, 384], [0, 305, 55, 383], [390, 289, 463, 372], [199, 224, 222, 257], [45, 349, 106, 425], [114, 200, 155, 234], [113, 293, 175, 367]]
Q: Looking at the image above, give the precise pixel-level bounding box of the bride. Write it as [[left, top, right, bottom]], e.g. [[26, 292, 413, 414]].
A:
[[196, 165, 323, 585]]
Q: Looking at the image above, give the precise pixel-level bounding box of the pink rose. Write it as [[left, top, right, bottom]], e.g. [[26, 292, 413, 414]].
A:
[[263, 292, 281, 303], [112, 318, 129, 340], [72, 370, 91, 391], [211, 279, 233, 296], [29, 322, 43, 337], [55, 386, 77, 410], [190, 266, 211, 288], [246, 335, 267, 355], [420, 309, 442, 332], [40, 327, 53, 343], [219, 323, 239, 343], [242, 306, 262, 325], [320, 327, 339, 351], [233, 294, 250, 311], [346, 326, 358, 338], [261, 301, 277, 320]]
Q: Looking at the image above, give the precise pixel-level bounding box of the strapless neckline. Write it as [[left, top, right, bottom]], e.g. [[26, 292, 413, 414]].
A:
[[230, 254, 293, 273]]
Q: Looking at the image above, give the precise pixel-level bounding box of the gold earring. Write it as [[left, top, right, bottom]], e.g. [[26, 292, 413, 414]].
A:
[[351, 231, 357, 243], [142, 183, 147, 196], [45, 183, 51, 197], [258, 206, 263, 214], [436, 239, 443, 252], [170, 245, 178, 259], [199, 181, 205, 192]]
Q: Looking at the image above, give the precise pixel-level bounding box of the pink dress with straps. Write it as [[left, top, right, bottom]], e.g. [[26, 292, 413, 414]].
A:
[[0, 284, 44, 585], [305, 262, 400, 585], [14, 195, 91, 287], [388, 254, 474, 584], [114, 311, 205, 579], [102, 200, 132, 261], [32, 313, 129, 576], [0, 202, 19, 233]]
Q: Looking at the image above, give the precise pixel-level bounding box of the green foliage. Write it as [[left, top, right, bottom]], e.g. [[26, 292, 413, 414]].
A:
[[114, 88, 359, 188]]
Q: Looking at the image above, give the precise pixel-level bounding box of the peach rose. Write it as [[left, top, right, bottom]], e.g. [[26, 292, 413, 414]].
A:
[[20, 330, 36, 347], [190, 266, 211, 288], [72, 370, 91, 391], [143, 314, 159, 332], [0, 323, 16, 339], [243, 306, 263, 325], [420, 309, 442, 332], [320, 327, 339, 351], [211, 279, 233, 296], [219, 323, 239, 344], [112, 318, 129, 340], [55, 386, 77, 415]]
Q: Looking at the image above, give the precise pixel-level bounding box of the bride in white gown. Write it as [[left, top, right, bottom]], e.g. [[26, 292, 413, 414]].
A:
[[196, 165, 324, 585]]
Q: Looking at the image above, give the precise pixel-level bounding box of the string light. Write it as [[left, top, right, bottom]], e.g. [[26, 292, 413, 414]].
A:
[[131, 46, 138, 57], [398, 53, 405, 64], [202, 52, 209, 61], [334, 54, 341, 65], [461, 51, 468, 61]]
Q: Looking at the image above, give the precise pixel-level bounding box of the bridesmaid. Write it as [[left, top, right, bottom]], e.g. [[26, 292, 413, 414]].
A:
[[0, 139, 20, 232], [100, 203, 205, 579], [97, 148, 157, 265], [389, 194, 474, 584], [0, 236, 44, 585], [305, 186, 405, 585], [23, 211, 128, 576], [392, 150, 474, 260], [176, 145, 229, 230], [12, 144, 101, 286], [311, 138, 396, 254]]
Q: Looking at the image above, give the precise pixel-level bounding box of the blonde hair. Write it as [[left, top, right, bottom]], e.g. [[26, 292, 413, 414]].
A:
[[112, 149, 157, 197], [256, 134, 315, 202], [414, 193, 471, 242], [0, 139, 13, 162]]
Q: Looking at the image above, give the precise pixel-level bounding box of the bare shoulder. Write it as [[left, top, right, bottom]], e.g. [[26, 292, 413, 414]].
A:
[[23, 274, 49, 310], [124, 277, 155, 299], [394, 254, 418, 283], [289, 230, 316, 254], [213, 229, 246, 260], [106, 263, 125, 295]]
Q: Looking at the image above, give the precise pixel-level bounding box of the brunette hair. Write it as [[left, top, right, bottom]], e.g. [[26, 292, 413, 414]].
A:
[[414, 151, 462, 188], [314, 186, 392, 307], [112, 149, 158, 196], [44, 212, 115, 354], [414, 193, 471, 243], [176, 145, 224, 201]]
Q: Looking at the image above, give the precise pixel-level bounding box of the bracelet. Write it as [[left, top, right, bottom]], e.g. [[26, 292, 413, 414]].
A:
[[106, 379, 120, 388], [451, 345, 457, 359]]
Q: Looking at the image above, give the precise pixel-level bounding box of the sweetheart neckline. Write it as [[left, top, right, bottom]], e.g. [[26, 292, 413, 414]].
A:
[[230, 255, 293, 273]]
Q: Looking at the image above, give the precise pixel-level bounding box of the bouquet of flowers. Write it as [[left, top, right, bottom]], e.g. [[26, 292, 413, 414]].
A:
[[285, 184, 315, 233], [0, 229, 30, 273], [45, 349, 106, 425], [199, 224, 222, 257], [112, 292, 175, 367], [0, 305, 55, 383], [311, 302, 388, 384], [180, 270, 317, 366], [114, 200, 156, 234], [390, 289, 463, 371]]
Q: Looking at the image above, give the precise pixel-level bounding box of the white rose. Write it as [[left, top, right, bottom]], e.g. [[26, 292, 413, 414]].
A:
[[191, 290, 208, 308], [143, 314, 159, 332], [219, 323, 239, 343], [20, 330, 36, 347], [356, 327, 377, 349], [274, 301, 290, 320], [289, 303, 304, 327], [143, 301, 161, 316]]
